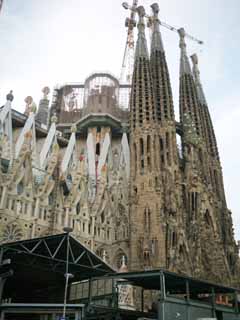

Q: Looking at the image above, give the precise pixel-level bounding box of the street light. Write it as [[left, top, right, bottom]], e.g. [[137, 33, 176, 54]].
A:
[[62, 226, 74, 320]]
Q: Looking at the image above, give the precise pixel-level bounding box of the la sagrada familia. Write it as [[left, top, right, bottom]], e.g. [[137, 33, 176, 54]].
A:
[[0, 3, 239, 285]]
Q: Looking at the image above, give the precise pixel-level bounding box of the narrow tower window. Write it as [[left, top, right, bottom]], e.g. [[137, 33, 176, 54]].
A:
[[140, 138, 144, 173], [96, 142, 100, 156]]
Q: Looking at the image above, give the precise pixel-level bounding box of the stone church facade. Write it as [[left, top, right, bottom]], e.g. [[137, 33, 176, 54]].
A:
[[0, 4, 239, 285]]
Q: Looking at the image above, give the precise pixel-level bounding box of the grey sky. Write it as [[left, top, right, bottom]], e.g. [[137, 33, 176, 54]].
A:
[[0, 0, 239, 239]]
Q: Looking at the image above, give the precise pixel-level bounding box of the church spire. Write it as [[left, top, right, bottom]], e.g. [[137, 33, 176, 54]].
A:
[[191, 54, 219, 161], [178, 28, 192, 76], [178, 28, 202, 137], [190, 54, 207, 106], [130, 6, 155, 130], [134, 6, 149, 59], [150, 3, 164, 53], [150, 2, 175, 123]]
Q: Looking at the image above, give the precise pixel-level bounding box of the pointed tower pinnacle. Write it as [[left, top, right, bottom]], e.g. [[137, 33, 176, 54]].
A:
[[178, 28, 192, 76], [6, 90, 14, 102], [191, 54, 219, 161], [129, 6, 166, 270], [150, 3, 175, 123], [191, 54, 207, 106], [134, 6, 149, 59], [130, 6, 155, 130], [36, 86, 50, 128], [150, 3, 164, 53], [178, 28, 202, 137]]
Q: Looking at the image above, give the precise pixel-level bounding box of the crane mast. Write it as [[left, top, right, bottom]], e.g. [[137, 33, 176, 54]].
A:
[[120, 0, 138, 84]]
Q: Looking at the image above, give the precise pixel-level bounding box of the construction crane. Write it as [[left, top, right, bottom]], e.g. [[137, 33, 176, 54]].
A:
[[122, 2, 204, 47], [120, 0, 138, 84]]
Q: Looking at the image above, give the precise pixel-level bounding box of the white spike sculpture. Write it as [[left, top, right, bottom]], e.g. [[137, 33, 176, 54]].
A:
[[39, 115, 57, 169], [0, 99, 13, 161], [15, 110, 36, 159], [97, 132, 110, 177], [86, 132, 96, 181], [86, 131, 96, 200], [121, 133, 130, 179], [61, 125, 76, 174]]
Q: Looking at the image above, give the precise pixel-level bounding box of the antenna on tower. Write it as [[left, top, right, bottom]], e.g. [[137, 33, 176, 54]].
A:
[[120, 0, 138, 84]]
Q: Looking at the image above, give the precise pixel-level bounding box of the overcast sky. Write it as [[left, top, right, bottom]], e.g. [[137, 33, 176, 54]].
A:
[[0, 0, 239, 239]]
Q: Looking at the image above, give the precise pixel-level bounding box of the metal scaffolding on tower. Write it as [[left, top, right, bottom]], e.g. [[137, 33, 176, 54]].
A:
[[120, 2, 203, 86], [120, 0, 138, 84]]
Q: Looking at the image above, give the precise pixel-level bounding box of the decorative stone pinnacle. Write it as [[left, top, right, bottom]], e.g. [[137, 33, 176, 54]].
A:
[[150, 2, 165, 52], [151, 3, 159, 15], [52, 142, 59, 152], [42, 86, 50, 99], [191, 53, 198, 65], [178, 27, 186, 38], [136, 5, 145, 18], [51, 113, 58, 124], [6, 90, 14, 102], [135, 5, 149, 58], [24, 96, 33, 106], [71, 124, 77, 133], [178, 28, 187, 48], [30, 102, 37, 114], [190, 53, 207, 106], [191, 53, 200, 78]]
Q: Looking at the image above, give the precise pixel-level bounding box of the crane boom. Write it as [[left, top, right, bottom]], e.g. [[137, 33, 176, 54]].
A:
[[122, 2, 204, 45], [159, 20, 203, 45]]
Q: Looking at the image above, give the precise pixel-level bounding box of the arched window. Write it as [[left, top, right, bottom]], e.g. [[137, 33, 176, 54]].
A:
[[172, 232, 177, 247], [147, 135, 151, 153]]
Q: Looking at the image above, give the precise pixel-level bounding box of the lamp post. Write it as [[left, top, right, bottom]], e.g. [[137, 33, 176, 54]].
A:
[[62, 226, 74, 320]]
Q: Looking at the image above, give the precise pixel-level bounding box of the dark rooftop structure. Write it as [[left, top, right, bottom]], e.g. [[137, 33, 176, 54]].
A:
[[0, 233, 114, 320]]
